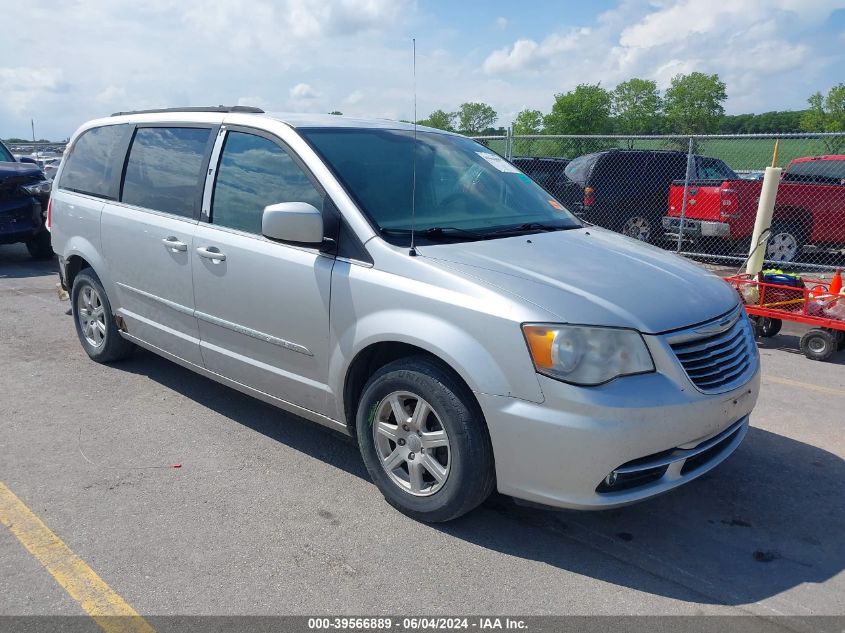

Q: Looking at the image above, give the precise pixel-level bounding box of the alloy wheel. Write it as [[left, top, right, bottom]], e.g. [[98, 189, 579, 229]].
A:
[[77, 285, 107, 348], [624, 216, 651, 242], [372, 391, 451, 496]]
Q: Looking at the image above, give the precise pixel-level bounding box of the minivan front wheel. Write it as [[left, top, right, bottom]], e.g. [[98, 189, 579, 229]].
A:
[[71, 269, 134, 363], [356, 357, 495, 522]]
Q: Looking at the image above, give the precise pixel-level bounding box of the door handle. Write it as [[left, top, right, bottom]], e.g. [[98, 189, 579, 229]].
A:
[[196, 246, 226, 262], [161, 236, 188, 252]]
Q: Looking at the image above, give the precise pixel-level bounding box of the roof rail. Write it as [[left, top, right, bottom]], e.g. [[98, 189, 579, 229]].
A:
[[110, 105, 265, 117]]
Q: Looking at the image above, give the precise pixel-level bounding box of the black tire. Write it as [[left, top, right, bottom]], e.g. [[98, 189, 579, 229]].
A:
[[356, 356, 495, 523], [799, 328, 836, 362], [71, 269, 134, 363], [25, 230, 54, 260], [766, 222, 805, 264], [824, 328, 845, 351], [759, 317, 782, 338]]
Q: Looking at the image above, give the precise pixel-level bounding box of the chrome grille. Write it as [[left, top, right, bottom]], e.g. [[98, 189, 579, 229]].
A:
[[668, 307, 756, 393]]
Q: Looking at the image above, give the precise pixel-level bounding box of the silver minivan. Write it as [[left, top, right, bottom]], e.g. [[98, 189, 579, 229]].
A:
[[50, 106, 760, 522]]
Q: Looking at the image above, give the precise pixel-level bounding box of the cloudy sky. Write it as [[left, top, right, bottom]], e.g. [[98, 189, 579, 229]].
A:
[[4, 0, 845, 140]]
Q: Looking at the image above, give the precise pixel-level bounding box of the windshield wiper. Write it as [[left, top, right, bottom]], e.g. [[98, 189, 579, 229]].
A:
[[480, 222, 579, 236], [380, 226, 488, 240]]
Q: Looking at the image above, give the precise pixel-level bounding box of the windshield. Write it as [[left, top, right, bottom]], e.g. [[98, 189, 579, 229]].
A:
[[300, 128, 581, 241], [0, 143, 14, 163]]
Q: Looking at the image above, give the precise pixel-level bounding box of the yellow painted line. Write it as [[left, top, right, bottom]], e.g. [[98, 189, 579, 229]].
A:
[[763, 374, 845, 398], [0, 481, 155, 633]]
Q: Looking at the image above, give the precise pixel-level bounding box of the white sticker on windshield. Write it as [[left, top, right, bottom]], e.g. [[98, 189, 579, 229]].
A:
[[476, 151, 521, 173]]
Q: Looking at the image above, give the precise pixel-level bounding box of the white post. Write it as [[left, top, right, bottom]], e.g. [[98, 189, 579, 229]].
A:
[[745, 166, 783, 275]]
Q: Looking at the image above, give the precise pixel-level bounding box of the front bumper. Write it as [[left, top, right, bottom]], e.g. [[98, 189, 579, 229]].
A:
[[0, 194, 46, 244], [479, 341, 760, 510], [662, 216, 731, 239]]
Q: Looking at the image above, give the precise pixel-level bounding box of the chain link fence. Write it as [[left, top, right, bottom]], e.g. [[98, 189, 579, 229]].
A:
[[472, 132, 845, 273]]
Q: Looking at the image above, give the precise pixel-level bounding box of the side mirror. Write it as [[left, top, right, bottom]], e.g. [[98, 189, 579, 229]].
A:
[[262, 202, 324, 245], [19, 156, 37, 165]]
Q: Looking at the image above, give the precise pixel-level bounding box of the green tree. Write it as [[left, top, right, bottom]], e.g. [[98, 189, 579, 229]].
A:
[[611, 78, 662, 135], [511, 109, 544, 155], [544, 84, 612, 135], [543, 84, 613, 156], [512, 109, 543, 135], [800, 83, 845, 152], [417, 109, 456, 131], [328, 111, 343, 116], [663, 72, 727, 134], [456, 102, 497, 134]]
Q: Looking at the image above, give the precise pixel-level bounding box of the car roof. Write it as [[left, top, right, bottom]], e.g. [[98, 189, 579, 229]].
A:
[[788, 154, 845, 164], [103, 106, 458, 136]]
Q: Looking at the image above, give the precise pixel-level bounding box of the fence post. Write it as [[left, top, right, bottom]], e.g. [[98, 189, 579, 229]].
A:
[[676, 137, 695, 253], [506, 126, 513, 160]]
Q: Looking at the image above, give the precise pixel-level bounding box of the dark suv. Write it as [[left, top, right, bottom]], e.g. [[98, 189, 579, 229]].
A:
[[556, 149, 735, 243], [0, 140, 53, 259], [511, 156, 570, 201]]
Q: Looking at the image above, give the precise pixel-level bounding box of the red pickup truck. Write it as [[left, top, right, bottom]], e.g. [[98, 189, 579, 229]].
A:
[[663, 154, 845, 262]]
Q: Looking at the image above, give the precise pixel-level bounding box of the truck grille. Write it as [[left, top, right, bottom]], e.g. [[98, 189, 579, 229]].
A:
[[668, 307, 756, 393]]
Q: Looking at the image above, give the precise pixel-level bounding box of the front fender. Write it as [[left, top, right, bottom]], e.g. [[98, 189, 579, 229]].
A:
[[328, 264, 543, 419]]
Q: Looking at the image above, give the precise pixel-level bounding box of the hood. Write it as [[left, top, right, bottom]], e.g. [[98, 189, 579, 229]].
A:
[[417, 228, 739, 334], [0, 161, 44, 186]]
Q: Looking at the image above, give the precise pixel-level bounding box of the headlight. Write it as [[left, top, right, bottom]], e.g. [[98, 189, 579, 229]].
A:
[[21, 181, 51, 196], [522, 324, 654, 386]]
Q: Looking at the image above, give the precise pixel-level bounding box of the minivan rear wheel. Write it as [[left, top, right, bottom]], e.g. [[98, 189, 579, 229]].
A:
[[71, 269, 134, 363], [356, 357, 495, 522]]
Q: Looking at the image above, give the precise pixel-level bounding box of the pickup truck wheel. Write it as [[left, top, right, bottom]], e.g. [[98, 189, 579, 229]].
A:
[[766, 223, 804, 263], [800, 328, 836, 361], [71, 269, 134, 363], [758, 317, 782, 338], [356, 356, 495, 522], [622, 215, 653, 243], [25, 231, 54, 260]]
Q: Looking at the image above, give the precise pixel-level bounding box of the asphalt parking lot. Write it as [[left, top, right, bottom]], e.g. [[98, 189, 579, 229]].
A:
[[1, 243, 844, 622]]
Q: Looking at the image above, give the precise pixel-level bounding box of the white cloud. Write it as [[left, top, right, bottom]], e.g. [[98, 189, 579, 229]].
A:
[[290, 83, 319, 99], [95, 85, 127, 105], [482, 29, 589, 74], [0, 67, 65, 114], [345, 89, 364, 105], [1, 0, 844, 139], [480, 0, 845, 115], [237, 96, 269, 108]]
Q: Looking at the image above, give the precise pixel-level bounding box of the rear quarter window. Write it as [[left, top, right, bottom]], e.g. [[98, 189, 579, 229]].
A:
[[121, 126, 213, 218], [59, 124, 132, 198]]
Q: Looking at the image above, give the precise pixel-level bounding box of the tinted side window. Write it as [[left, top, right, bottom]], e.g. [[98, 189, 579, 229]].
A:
[[564, 155, 595, 185], [211, 131, 323, 235], [595, 153, 644, 188], [121, 127, 212, 218], [696, 157, 737, 180], [60, 124, 131, 198]]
